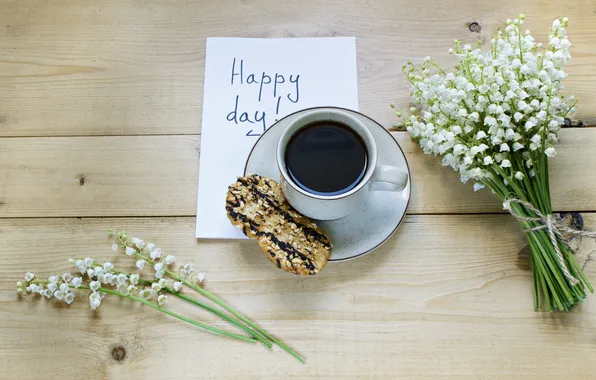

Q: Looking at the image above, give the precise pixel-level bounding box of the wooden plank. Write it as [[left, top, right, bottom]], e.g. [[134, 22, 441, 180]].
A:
[[1, 214, 595, 379], [1, 0, 595, 137], [1, 129, 596, 217]]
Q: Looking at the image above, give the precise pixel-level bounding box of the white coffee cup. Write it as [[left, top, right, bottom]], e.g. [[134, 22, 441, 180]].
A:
[[276, 108, 409, 220]]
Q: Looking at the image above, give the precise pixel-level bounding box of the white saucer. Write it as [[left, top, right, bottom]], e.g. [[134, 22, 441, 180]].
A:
[[244, 107, 411, 261]]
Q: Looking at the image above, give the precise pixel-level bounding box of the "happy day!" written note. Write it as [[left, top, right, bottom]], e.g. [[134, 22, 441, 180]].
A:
[[196, 37, 358, 238]]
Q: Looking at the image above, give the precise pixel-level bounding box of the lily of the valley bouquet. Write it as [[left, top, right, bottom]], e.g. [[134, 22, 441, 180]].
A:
[[396, 15, 593, 311]]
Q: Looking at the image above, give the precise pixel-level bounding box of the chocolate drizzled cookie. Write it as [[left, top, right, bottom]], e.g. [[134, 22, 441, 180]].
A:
[[225, 174, 331, 275]]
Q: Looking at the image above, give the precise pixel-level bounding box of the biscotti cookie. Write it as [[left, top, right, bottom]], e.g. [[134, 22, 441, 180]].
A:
[[225, 174, 331, 275]]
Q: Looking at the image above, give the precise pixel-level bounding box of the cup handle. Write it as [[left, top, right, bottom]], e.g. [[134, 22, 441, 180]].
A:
[[370, 165, 409, 192]]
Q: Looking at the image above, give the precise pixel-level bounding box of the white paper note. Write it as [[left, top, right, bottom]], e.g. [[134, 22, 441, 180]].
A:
[[196, 37, 359, 238]]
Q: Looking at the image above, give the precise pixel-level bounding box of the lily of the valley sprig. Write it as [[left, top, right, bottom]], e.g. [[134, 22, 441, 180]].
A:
[[17, 231, 304, 363]]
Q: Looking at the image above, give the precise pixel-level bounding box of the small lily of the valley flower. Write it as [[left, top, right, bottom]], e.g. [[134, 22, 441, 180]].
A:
[[71, 277, 83, 288], [173, 281, 183, 292], [125, 247, 136, 256], [53, 290, 65, 301], [181, 263, 194, 276], [89, 292, 102, 310], [103, 262, 114, 272], [164, 255, 176, 265], [154, 263, 165, 279], [139, 288, 154, 300], [136, 260, 146, 270], [64, 292, 75, 304], [149, 248, 163, 261], [116, 273, 128, 286], [90, 280, 101, 292], [61, 273, 72, 283], [102, 273, 115, 285], [130, 237, 145, 249], [157, 294, 167, 306]]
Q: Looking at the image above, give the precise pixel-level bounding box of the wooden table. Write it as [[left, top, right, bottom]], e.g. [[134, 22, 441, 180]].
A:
[[2, 1, 596, 378]]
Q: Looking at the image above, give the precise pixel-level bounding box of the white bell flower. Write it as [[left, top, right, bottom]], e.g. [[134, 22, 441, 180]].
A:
[[150, 248, 163, 261], [158, 295, 168, 306], [89, 292, 102, 310], [64, 292, 75, 305], [90, 281, 101, 292], [130, 238, 145, 249], [136, 260, 146, 270], [103, 262, 114, 272], [173, 281, 183, 292], [71, 277, 83, 288]]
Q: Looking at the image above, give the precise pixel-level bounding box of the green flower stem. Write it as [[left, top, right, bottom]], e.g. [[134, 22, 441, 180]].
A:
[[125, 244, 305, 363], [164, 287, 273, 349], [94, 286, 257, 343], [127, 276, 271, 347], [173, 272, 306, 364], [527, 232, 566, 310]]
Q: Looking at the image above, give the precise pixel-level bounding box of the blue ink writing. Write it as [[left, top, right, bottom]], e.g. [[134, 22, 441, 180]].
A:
[[257, 73, 271, 102], [226, 58, 302, 136], [230, 58, 243, 85], [227, 95, 266, 131], [288, 75, 300, 103], [274, 74, 285, 98]]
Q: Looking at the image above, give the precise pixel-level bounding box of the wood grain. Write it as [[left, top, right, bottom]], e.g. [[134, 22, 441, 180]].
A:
[[1, 215, 596, 379], [0, 0, 595, 137], [2, 129, 596, 217]]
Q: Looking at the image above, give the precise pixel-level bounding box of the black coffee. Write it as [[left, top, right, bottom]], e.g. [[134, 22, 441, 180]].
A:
[[285, 121, 368, 196]]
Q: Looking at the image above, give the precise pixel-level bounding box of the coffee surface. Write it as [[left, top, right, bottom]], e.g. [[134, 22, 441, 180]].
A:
[[285, 122, 368, 196]]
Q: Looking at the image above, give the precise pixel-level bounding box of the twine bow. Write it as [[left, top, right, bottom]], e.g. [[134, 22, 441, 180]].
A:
[[503, 198, 596, 286]]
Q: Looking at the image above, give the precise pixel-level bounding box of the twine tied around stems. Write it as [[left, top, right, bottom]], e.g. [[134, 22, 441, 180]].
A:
[[503, 198, 596, 286]]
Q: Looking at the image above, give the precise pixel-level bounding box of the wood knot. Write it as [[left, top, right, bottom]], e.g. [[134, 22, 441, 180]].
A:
[[78, 175, 85, 186], [563, 118, 584, 128], [468, 22, 482, 33], [111, 346, 126, 362], [517, 245, 531, 271]]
